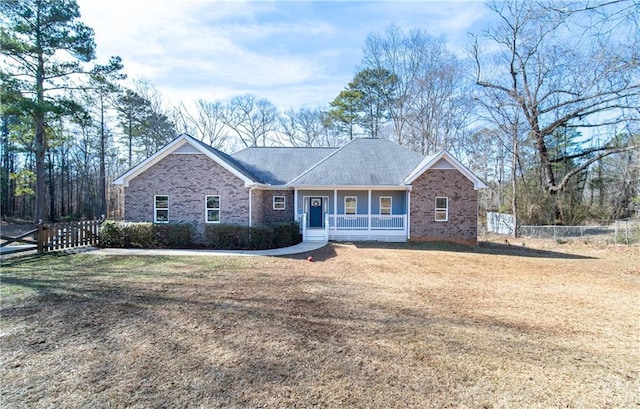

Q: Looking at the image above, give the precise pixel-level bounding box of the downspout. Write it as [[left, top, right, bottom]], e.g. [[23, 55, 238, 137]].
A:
[[476, 189, 481, 245], [249, 186, 257, 227]]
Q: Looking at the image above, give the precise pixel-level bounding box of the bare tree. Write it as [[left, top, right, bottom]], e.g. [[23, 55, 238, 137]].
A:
[[362, 25, 471, 153], [223, 94, 280, 147], [173, 100, 228, 149], [280, 107, 331, 147], [472, 0, 640, 222]]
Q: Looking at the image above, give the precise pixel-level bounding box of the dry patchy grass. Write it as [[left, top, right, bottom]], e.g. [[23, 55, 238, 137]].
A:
[[1, 239, 639, 408]]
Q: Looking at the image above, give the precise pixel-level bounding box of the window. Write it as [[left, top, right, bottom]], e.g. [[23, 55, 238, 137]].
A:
[[345, 196, 357, 215], [435, 197, 448, 222], [154, 195, 169, 223], [380, 196, 392, 215], [206, 195, 220, 223], [273, 196, 286, 210]]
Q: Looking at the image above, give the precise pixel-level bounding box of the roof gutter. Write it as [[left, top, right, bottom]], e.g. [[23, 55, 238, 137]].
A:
[[286, 185, 412, 191]]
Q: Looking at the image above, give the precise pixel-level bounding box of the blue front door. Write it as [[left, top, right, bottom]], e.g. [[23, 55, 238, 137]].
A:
[[309, 197, 323, 228]]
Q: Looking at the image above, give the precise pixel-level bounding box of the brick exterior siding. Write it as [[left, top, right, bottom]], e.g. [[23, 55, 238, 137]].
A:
[[253, 189, 295, 225], [410, 169, 478, 245], [124, 154, 250, 240]]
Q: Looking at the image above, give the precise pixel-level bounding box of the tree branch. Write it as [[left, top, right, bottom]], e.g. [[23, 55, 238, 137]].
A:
[[550, 145, 640, 192]]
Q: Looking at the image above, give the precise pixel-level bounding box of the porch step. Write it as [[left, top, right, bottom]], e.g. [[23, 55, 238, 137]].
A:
[[305, 238, 328, 242], [304, 229, 327, 242]]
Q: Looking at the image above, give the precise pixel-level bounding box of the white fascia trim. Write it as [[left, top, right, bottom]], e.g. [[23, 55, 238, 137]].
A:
[[251, 185, 292, 190], [404, 150, 488, 190], [113, 134, 256, 187], [288, 185, 411, 191]]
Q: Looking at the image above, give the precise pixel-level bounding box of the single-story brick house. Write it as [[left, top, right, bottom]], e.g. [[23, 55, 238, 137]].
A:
[[113, 134, 487, 244]]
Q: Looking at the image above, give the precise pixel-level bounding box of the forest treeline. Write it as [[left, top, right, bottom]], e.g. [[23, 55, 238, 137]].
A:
[[1, 0, 639, 229]]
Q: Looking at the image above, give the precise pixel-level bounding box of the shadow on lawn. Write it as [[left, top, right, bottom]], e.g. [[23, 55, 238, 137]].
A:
[[281, 243, 339, 262], [351, 240, 595, 260]]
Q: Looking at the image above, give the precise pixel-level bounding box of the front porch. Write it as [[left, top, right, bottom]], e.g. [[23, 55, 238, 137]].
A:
[[298, 214, 408, 242], [294, 189, 410, 242]]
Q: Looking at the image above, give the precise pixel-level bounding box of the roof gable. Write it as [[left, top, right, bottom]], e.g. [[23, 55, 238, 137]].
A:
[[112, 134, 258, 187], [404, 150, 488, 190]]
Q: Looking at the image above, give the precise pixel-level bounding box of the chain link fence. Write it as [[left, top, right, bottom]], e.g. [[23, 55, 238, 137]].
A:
[[487, 212, 640, 244]]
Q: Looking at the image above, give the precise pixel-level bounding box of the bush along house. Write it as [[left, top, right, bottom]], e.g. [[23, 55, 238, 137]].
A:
[[113, 134, 487, 245]]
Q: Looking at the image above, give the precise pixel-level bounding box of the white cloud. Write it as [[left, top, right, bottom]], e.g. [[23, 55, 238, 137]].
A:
[[77, 0, 492, 109]]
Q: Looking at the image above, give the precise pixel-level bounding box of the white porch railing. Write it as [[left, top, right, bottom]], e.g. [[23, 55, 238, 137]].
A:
[[371, 215, 406, 230], [328, 214, 406, 230], [332, 215, 368, 230], [298, 214, 407, 241]]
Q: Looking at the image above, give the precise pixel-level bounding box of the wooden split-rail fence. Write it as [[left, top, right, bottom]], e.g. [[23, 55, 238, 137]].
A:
[[1, 218, 104, 255]]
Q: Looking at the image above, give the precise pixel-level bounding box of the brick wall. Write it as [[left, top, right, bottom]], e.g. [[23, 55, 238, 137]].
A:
[[124, 154, 250, 240], [253, 189, 295, 225], [410, 169, 478, 245]]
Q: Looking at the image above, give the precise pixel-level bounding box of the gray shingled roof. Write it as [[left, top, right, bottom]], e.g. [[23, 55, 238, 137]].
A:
[[231, 147, 338, 185], [289, 138, 425, 186], [188, 136, 261, 182]]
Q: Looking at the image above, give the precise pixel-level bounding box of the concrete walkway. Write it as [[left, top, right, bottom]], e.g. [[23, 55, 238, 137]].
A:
[[85, 240, 328, 257]]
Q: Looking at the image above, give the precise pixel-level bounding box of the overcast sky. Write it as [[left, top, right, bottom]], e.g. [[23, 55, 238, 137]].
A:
[[76, 0, 492, 110]]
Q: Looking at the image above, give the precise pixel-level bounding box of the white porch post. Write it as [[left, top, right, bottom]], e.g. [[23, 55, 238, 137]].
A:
[[249, 187, 253, 227], [368, 189, 372, 232], [334, 189, 337, 232], [294, 188, 298, 223]]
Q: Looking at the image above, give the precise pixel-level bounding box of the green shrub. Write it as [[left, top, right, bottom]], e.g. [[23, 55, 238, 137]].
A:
[[155, 223, 195, 248], [98, 220, 124, 248], [204, 224, 251, 249], [249, 226, 273, 249], [272, 222, 302, 248], [204, 223, 302, 250], [100, 221, 302, 250], [99, 221, 196, 248], [122, 223, 155, 248]]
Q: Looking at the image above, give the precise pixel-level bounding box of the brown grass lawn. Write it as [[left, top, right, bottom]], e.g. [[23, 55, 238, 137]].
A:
[[1, 238, 638, 408]]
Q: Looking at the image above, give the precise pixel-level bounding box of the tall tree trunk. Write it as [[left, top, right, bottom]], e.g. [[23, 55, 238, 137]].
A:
[[59, 153, 65, 217], [47, 150, 55, 221], [34, 12, 47, 223], [511, 129, 519, 238], [597, 161, 604, 211], [128, 118, 133, 168], [1, 118, 14, 218], [34, 122, 46, 222], [99, 94, 107, 218]]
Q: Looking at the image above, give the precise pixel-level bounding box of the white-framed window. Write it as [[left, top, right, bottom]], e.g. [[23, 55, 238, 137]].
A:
[[273, 196, 286, 210], [154, 195, 169, 223], [380, 196, 392, 215], [206, 195, 220, 223], [435, 197, 448, 222], [345, 196, 357, 215]]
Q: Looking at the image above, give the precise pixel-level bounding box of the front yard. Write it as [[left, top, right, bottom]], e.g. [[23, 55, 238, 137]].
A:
[[1, 240, 638, 408]]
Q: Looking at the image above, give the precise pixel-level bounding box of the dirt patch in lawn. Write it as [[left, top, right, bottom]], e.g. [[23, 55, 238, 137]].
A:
[[1, 239, 638, 408]]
